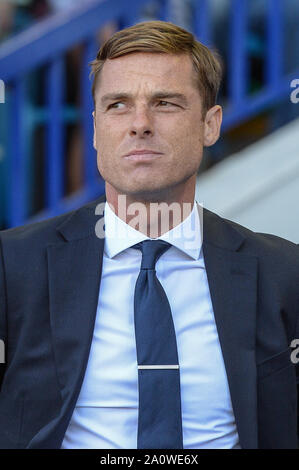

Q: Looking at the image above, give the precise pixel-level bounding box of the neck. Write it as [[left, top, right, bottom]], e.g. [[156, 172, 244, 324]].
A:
[[106, 181, 196, 238]]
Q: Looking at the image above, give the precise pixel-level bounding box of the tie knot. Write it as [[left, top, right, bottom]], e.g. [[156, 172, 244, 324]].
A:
[[133, 239, 171, 270]]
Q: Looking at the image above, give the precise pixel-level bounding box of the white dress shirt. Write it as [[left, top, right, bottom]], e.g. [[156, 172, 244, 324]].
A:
[[61, 200, 241, 449]]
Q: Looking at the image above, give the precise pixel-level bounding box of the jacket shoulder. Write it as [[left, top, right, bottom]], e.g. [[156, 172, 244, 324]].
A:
[[0, 196, 104, 248], [203, 207, 299, 268], [224, 216, 299, 256]]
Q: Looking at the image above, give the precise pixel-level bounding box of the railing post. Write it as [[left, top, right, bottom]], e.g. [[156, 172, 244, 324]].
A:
[[118, 0, 147, 29], [266, 0, 283, 89], [45, 56, 65, 211], [228, 0, 249, 107], [81, 36, 100, 192], [193, 0, 211, 46], [158, 0, 170, 22], [8, 79, 27, 227]]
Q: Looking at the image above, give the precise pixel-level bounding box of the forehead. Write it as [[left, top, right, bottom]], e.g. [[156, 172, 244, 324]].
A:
[[96, 52, 197, 95]]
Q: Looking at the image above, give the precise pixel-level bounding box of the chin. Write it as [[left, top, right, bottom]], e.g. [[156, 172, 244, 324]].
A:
[[125, 185, 177, 202]]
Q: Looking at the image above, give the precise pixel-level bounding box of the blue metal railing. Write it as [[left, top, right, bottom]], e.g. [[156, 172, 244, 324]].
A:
[[0, 0, 298, 228]]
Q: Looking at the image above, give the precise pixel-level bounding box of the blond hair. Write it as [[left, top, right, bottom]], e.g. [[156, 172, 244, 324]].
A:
[[90, 20, 222, 116]]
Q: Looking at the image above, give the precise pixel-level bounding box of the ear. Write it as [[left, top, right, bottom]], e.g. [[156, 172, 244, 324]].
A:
[[203, 105, 222, 147], [92, 111, 97, 150]]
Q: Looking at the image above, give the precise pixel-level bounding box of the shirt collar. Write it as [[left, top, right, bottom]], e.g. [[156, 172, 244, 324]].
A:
[[104, 199, 203, 260]]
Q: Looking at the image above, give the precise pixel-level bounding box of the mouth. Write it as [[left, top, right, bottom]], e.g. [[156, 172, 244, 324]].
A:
[[123, 152, 163, 162], [123, 149, 163, 161]]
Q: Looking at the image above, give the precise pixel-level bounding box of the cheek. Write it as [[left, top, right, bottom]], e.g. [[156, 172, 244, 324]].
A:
[[97, 119, 126, 150], [95, 128, 116, 159], [97, 124, 110, 144], [160, 116, 203, 145], [170, 128, 204, 159]]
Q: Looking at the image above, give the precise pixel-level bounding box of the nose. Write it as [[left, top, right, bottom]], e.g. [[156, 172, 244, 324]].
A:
[[129, 106, 154, 138]]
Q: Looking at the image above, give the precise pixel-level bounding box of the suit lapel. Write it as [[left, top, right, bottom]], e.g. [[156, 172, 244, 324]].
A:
[[47, 198, 105, 429], [202, 208, 258, 449], [27, 197, 106, 448]]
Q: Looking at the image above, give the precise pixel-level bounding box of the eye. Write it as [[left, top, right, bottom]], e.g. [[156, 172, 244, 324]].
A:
[[158, 100, 174, 107], [108, 102, 125, 109]]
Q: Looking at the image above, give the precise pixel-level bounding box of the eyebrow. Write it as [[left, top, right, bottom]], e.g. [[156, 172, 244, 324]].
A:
[[99, 91, 189, 107]]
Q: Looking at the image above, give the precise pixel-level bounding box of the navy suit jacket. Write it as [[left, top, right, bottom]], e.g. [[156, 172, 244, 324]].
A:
[[0, 193, 298, 449]]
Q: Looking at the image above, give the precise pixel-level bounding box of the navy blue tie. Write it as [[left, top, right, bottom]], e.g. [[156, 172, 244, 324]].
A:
[[133, 239, 183, 449]]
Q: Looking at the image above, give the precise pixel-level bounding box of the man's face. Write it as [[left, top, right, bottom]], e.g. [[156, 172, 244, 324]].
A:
[[93, 52, 221, 201]]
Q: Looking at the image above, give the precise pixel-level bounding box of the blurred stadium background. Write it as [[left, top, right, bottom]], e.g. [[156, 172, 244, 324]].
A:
[[0, 0, 298, 241]]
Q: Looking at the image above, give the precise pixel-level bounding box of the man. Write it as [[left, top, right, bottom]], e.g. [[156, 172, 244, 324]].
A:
[[0, 20, 298, 449]]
